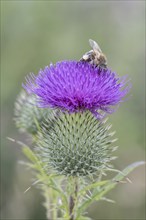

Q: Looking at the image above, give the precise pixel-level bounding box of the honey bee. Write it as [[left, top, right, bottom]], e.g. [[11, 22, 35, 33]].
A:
[[80, 39, 107, 69]]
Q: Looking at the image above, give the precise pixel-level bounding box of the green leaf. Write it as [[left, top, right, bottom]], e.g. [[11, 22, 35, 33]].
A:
[[79, 180, 109, 196], [77, 161, 145, 218], [22, 146, 39, 164], [23, 146, 55, 182], [23, 146, 69, 212], [112, 161, 145, 182], [22, 146, 49, 176]]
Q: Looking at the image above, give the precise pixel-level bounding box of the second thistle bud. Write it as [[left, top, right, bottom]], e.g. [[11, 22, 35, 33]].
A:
[[14, 90, 56, 135]]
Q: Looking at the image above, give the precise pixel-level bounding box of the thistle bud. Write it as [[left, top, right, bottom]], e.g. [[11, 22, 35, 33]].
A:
[[14, 90, 56, 135]]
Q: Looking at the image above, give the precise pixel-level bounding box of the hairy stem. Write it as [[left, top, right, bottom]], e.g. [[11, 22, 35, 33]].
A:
[[69, 195, 74, 220], [69, 177, 78, 220], [43, 186, 58, 220]]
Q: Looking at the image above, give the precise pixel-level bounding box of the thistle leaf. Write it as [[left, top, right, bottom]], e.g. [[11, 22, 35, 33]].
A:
[[23, 146, 39, 164], [76, 161, 145, 217], [112, 161, 145, 182], [79, 180, 109, 196]]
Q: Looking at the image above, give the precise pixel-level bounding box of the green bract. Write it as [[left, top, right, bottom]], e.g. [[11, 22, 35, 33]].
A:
[[36, 111, 117, 176]]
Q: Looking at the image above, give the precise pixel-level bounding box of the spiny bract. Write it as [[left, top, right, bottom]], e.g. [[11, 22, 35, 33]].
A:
[[36, 111, 117, 176]]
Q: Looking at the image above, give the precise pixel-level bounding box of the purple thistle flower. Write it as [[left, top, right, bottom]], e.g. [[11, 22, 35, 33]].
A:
[[23, 61, 130, 119]]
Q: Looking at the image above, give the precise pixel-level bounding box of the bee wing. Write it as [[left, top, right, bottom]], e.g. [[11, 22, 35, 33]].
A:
[[89, 39, 102, 53]]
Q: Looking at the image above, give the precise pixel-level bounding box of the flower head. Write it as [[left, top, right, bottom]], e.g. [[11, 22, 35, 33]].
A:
[[23, 61, 130, 119]]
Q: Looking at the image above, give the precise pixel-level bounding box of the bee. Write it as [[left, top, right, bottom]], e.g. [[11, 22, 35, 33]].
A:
[[80, 39, 107, 69]]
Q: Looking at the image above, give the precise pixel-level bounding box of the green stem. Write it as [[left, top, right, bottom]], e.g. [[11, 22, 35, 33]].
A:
[[69, 177, 78, 220], [43, 186, 58, 220], [52, 193, 57, 220], [69, 195, 75, 220]]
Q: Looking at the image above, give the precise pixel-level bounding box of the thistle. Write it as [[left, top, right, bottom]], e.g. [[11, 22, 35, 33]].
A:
[[14, 41, 144, 220], [22, 60, 130, 177]]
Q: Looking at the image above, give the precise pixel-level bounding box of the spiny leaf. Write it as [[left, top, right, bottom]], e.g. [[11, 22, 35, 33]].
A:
[[23, 146, 69, 211], [79, 180, 109, 196], [113, 161, 145, 182], [22, 146, 47, 175], [23, 146, 39, 164], [76, 161, 145, 217]]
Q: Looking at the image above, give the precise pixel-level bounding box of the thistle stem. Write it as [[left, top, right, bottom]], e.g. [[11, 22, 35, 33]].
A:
[[43, 186, 58, 220], [69, 195, 75, 220], [69, 177, 78, 220]]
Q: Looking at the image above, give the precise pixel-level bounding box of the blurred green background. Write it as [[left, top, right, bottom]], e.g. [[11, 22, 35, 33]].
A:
[[1, 1, 145, 219]]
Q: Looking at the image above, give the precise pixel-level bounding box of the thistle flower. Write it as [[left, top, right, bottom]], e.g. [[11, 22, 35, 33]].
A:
[[14, 90, 56, 134], [36, 111, 117, 176], [23, 61, 130, 119]]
